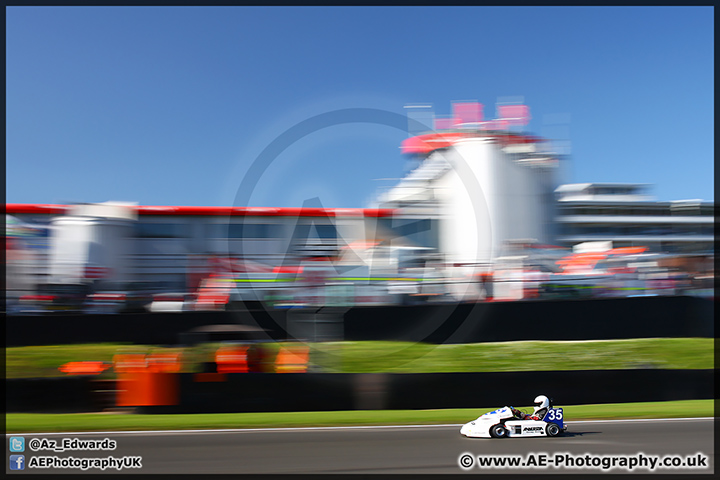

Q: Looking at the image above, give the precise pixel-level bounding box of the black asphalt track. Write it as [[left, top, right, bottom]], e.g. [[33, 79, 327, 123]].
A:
[[6, 418, 713, 474]]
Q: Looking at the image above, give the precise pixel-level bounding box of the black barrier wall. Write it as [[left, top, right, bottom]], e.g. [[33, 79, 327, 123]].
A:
[[6, 377, 95, 413], [340, 295, 714, 343], [168, 369, 714, 413], [6, 296, 714, 347], [7, 369, 712, 414], [381, 369, 714, 410]]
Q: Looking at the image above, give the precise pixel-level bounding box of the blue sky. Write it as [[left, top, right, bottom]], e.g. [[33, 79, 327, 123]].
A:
[[6, 6, 714, 208]]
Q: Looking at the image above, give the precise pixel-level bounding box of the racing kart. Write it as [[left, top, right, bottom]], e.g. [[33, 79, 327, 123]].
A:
[[460, 406, 567, 438]]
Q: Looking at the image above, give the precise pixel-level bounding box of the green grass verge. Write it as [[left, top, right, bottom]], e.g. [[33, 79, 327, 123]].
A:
[[318, 338, 714, 373], [5, 343, 183, 379], [5, 338, 714, 378], [5, 400, 713, 433]]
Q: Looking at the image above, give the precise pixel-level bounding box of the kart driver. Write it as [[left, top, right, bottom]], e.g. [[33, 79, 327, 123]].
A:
[[511, 395, 551, 421]]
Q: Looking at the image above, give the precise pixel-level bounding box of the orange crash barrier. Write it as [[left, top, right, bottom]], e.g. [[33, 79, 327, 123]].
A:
[[114, 353, 181, 407], [275, 345, 310, 373], [58, 361, 111, 375], [147, 352, 183, 373], [215, 345, 249, 373]]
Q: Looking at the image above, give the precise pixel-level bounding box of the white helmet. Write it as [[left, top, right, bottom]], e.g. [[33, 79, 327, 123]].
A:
[[533, 395, 550, 414]]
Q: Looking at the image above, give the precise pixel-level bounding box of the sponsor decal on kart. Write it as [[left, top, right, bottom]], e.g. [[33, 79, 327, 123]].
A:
[[523, 426, 543, 432]]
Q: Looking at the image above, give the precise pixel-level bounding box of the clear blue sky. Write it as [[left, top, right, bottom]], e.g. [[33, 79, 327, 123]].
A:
[[6, 6, 714, 208]]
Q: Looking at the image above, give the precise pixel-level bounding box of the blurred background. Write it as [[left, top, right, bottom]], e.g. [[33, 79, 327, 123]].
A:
[[5, 7, 713, 421], [5, 102, 714, 316]]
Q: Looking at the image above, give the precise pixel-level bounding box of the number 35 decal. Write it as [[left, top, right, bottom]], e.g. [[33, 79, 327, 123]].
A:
[[546, 408, 563, 420]]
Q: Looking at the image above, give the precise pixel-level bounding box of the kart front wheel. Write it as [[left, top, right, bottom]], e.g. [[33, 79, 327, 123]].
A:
[[546, 423, 560, 437], [490, 424, 508, 439]]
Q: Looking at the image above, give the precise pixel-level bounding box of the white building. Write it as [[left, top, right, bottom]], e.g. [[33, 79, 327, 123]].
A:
[[554, 183, 714, 254], [376, 130, 560, 269], [6, 203, 407, 293], [48, 202, 137, 285]]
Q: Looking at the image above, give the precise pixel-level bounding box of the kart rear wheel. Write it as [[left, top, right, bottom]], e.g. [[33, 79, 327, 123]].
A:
[[546, 423, 560, 437], [490, 424, 508, 439]]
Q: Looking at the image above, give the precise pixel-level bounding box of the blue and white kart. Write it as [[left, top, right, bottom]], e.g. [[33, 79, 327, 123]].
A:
[[460, 406, 567, 438]]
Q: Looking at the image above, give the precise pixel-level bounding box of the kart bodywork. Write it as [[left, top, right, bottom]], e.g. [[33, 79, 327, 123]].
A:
[[460, 406, 567, 438]]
